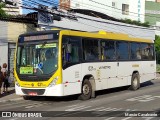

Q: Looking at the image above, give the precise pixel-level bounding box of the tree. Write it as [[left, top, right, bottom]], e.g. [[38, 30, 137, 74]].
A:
[[155, 35, 160, 64], [0, 2, 8, 17], [121, 19, 150, 27], [155, 35, 160, 52]]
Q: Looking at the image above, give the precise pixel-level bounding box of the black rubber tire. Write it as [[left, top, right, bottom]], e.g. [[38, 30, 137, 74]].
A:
[[79, 79, 92, 100], [130, 73, 140, 91], [23, 96, 31, 100]]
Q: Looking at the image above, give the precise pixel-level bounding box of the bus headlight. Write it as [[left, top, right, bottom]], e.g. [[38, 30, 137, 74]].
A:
[[48, 77, 58, 87], [15, 81, 20, 87]]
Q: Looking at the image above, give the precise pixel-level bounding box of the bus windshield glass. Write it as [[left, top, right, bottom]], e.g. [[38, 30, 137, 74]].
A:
[[16, 38, 58, 76]]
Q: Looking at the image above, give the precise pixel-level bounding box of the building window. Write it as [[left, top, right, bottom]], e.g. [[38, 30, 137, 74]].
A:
[[122, 4, 129, 15], [112, 2, 116, 8]]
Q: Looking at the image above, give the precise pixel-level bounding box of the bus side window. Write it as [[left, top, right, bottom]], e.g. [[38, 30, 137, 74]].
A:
[[130, 43, 141, 60], [141, 43, 154, 60], [116, 41, 129, 60], [62, 36, 82, 66], [83, 38, 99, 61], [101, 40, 115, 60]]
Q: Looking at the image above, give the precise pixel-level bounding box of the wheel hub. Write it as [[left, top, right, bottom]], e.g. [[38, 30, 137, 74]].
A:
[[83, 84, 90, 95]]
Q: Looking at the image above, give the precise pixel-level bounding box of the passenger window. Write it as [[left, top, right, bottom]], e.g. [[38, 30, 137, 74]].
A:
[[62, 36, 82, 65], [141, 43, 154, 60], [130, 43, 141, 60], [116, 41, 129, 60], [101, 40, 116, 60], [83, 38, 99, 61]]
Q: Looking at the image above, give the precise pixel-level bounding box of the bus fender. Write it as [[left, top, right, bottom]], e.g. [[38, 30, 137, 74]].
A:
[[89, 77, 96, 98]]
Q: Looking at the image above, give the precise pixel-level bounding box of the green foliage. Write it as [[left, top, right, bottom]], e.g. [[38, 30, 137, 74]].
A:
[[121, 19, 150, 27], [155, 35, 160, 52], [0, 3, 9, 17], [155, 35, 160, 64]]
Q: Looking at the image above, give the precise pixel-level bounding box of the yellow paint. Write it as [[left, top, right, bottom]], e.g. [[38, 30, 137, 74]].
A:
[[61, 30, 153, 43], [98, 30, 107, 35]]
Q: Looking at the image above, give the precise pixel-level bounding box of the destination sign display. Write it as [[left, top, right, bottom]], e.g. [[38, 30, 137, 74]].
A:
[[24, 34, 53, 41]]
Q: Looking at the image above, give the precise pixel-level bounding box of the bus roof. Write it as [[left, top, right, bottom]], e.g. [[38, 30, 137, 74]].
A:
[[19, 30, 153, 43], [61, 30, 153, 43]]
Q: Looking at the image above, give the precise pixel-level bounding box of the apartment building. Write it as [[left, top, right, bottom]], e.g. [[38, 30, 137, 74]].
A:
[[59, 0, 145, 23]]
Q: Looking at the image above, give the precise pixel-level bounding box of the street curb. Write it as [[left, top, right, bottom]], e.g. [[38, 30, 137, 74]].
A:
[[0, 97, 23, 103]]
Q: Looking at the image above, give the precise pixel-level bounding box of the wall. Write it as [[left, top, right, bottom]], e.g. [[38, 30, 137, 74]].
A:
[[7, 22, 37, 42], [0, 43, 8, 68], [69, 0, 145, 22], [0, 21, 38, 72]]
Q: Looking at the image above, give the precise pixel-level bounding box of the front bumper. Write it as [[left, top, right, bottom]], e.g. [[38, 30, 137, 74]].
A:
[[15, 84, 64, 96]]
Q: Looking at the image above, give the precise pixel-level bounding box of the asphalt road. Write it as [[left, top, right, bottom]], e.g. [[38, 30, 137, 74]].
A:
[[0, 79, 160, 120]]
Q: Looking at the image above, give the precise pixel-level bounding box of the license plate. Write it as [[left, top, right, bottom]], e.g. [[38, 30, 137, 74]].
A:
[[28, 92, 37, 96]]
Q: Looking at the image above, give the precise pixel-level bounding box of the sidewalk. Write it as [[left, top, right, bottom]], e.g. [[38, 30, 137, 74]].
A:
[[0, 87, 23, 103]]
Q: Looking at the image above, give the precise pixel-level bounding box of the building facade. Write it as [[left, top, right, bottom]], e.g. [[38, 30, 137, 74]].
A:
[[2, 0, 22, 15], [59, 0, 145, 23], [0, 20, 38, 80]]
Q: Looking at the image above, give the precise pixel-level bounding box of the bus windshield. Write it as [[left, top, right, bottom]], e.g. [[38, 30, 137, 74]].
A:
[[16, 42, 58, 75]]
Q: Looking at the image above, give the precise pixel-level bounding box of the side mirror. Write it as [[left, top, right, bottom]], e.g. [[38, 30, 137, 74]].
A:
[[67, 44, 72, 53]]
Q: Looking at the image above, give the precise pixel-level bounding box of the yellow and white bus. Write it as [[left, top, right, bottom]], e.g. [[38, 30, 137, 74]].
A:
[[14, 30, 156, 100]]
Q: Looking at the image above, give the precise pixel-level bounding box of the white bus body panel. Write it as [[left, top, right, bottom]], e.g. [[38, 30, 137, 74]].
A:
[[15, 61, 156, 97], [140, 61, 156, 83], [62, 64, 82, 96], [15, 84, 64, 96], [62, 61, 156, 95]]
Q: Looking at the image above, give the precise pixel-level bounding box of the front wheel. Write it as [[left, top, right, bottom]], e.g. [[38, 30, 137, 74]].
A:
[[130, 73, 140, 91], [23, 96, 32, 100], [79, 79, 92, 100]]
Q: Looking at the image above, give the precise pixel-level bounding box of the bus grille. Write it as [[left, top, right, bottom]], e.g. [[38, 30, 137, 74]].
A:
[[22, 89, 45, 95]]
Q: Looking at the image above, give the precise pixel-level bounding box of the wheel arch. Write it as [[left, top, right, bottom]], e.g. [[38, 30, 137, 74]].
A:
[[132, 71, 140, 80]]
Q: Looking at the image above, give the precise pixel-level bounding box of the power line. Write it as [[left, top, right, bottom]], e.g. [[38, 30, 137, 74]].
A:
[[1, 1, 158, 31]]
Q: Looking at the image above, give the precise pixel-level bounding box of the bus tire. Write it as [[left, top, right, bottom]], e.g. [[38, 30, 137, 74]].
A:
[[23, 96, 31, 100], [130, 73, 140, 91], [79, 79, 92, 100]]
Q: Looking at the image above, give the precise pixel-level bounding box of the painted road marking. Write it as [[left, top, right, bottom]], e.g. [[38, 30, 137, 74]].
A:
[[65, 105, 92, 111], [54, 105, 91, 117], [55, 104, 138, 118], [86, 107, 106, 111], [104, 117, 116, 120], [126, 95, 160, 102], [93, 107, 123, 117], [67, 104, 78, 108]]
